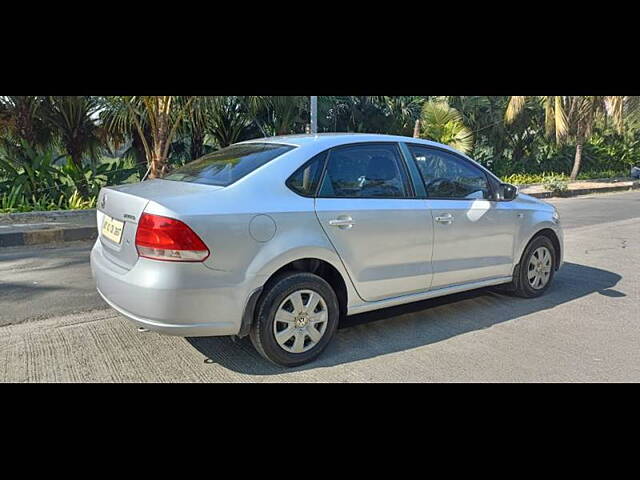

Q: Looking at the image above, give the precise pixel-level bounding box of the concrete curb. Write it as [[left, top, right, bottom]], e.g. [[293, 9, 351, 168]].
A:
[[525, 182, 640, 199], [0, 226, 97, 248]]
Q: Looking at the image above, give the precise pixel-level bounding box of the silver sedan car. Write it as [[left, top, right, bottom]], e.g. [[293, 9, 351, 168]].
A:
[[91, 134, 563, 367]]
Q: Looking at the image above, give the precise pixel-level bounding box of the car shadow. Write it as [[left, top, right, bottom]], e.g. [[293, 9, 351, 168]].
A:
[[186, 262, 623, 376]]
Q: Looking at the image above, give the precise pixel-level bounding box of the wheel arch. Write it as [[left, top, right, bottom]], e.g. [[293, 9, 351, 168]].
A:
[[516, 226, 563, 272], [535, 228, 562, 270], [238, 250, 359, 338]]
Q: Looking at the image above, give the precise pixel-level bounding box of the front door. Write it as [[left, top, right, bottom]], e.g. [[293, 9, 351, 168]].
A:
[[405, 144, 516, 289], [314, 143, 434, 302]]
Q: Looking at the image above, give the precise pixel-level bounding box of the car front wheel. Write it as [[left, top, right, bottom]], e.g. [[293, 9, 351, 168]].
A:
[[250, 272, 339, 367], [512, 235, 557, 298]]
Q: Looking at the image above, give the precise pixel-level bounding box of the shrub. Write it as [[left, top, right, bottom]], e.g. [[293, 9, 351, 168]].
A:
[[0, 145, 138, 213], [576, 169, 629, 180], [502, 172, 569, 186], [0, 188, 96, 214], [543, 176, 569, 196]]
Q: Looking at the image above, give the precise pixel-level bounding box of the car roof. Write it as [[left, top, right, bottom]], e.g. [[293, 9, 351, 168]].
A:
[[240, 133, 448, 149], [239, 133, 500, 182]]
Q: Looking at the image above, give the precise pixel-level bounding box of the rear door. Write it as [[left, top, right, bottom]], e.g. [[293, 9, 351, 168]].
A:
[[314, 143, 434, 302], [404, 144, 516, 289]]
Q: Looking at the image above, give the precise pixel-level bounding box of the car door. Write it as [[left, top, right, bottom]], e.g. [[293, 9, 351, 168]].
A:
[[404, 143, 517, 289], [314, 142, 434, 302]]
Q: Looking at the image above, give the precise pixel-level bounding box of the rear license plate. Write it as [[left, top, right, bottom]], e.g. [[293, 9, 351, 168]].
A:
[[102, 215, 124, 244]]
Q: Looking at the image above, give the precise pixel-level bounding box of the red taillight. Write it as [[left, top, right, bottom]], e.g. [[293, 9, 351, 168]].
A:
[[135, 213, 210, 262]]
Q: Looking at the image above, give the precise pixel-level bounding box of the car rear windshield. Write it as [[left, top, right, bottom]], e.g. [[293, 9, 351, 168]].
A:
[[164, 143, 295, 187]]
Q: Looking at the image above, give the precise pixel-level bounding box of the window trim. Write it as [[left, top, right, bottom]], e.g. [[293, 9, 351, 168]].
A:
[[315, 142, 416, 200], [403, 143, 497, 201]]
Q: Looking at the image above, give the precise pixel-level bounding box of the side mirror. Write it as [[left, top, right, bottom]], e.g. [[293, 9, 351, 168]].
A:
[[496, 183, 518, 201]]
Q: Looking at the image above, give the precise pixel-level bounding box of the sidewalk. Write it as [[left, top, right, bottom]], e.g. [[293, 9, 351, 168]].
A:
[[0, 209, 96, 247], [520, 177, 640, 199]]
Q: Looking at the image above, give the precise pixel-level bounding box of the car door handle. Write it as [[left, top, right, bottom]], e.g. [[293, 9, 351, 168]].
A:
[[329, 216, 355, 229], [435, 214, 454, 224]]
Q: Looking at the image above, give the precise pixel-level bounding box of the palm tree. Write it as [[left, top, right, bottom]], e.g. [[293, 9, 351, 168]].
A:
[[183, 96, 212, 160], [416, 100, 474, 154], [247, 96, 306, 136], [377, 96, 425, 136], [206, 96, 255, 148], [0, 96, 53, 155], [101, 96, 196, 178], [43, 96, 101, 169], [505, 96, 639, 179], [42, 96, 103, 196], [344, 96, 388, 133]]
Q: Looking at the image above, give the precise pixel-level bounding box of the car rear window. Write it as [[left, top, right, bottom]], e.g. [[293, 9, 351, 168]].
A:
[[164, 143, 295, 187]]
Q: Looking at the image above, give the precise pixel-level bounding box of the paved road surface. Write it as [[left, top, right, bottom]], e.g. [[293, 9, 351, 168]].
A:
[[1, 191, 638, 382]]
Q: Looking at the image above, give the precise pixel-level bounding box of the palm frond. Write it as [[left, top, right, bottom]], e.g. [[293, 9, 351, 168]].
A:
[[419, 100, 474, 154], [554, 96, 569, 142], [505, 96, 527, 124]]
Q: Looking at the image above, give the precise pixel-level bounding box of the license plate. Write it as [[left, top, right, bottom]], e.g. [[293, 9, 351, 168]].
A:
[[102, 215, 124, 244]]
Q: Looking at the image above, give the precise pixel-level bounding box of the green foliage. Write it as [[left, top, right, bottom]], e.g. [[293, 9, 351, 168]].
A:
[[0, 188, 97, 214], [502, 172, 568, 185], [501, 169, 630, 185], [0, 143, 137, 213], [576, 169, 629, 180], [65, 190, 97, 210], [418, 101, 474, 154], [543, 177, 569, 196], [2, 96, 640, 213]]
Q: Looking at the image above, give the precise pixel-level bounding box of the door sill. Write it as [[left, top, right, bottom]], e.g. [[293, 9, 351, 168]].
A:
[[347, 276, 512, 316]]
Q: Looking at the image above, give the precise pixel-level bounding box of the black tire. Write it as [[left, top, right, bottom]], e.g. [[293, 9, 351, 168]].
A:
[[250, 272, 340, 367], [510, 235, 557, 298]]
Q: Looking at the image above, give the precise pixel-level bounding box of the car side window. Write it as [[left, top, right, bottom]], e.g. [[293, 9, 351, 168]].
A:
[[407, 145, 491, 200], [318, 144, 410, 198], [287, 151, 327, 197]]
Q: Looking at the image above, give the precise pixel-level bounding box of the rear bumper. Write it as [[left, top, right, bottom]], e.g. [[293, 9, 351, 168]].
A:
[[91, 240, 262, 337]]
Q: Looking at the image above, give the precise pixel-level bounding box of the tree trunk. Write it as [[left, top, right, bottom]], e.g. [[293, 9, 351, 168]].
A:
[[512, 142, 524, 171], [131, 130, 149, 179], [413, 119, 421, 138], [570, 142, 584, 180], [190, 129, 205, 161], [149, 145, 168, 179], [149, 110, 170, 179], [69, 149, 89, 198]]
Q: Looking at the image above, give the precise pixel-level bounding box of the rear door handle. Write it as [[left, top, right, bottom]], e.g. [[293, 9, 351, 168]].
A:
[[329, 216, 355, 229], [435, 214, 454, 224]]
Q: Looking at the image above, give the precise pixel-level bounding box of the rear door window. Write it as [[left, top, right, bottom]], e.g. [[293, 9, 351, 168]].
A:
[[164, 143, 295, 187], [318, 143, 411, 198]]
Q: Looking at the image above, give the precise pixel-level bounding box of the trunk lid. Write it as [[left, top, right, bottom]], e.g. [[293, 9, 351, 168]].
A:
[[96, 179, 223, 270]]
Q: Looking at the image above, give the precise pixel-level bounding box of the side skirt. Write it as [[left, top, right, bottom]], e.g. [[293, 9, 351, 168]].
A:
[[347, 276, 513, 316]]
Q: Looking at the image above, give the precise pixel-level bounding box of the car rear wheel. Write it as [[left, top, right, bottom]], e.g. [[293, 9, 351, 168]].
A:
[[250, 272, 339, 367], [511, 235, 557, 298]]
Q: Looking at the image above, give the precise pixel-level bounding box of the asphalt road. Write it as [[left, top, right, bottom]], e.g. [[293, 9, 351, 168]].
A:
[[1, 191, 638, 382]]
